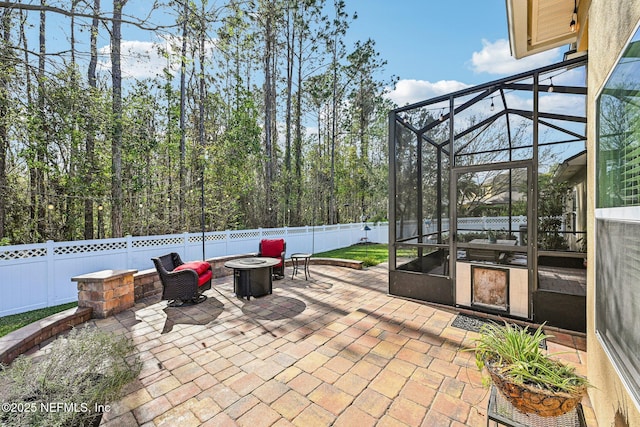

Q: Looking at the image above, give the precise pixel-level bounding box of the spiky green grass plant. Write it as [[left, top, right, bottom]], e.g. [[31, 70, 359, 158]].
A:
[[473, 322, 589, 394]]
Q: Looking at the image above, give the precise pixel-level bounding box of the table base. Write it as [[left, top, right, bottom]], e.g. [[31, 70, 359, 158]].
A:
[[233, 267, 273, 300]]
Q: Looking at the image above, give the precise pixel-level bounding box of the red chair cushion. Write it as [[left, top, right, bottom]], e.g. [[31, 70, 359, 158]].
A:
[[261, 239, 284, 257], [174, 261, 211, 276], [197, 270, 213, 286]]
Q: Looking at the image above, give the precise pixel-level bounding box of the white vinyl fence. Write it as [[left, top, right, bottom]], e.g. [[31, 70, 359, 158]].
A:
[[399, 216, 529, 243], [0, 223, 388, 317]]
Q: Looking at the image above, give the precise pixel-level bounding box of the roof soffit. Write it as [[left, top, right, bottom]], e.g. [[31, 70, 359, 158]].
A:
[[507, 0, 580, 59]]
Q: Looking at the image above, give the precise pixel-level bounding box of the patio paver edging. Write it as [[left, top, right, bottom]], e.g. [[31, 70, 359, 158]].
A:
[[0, 306, 92, 365]]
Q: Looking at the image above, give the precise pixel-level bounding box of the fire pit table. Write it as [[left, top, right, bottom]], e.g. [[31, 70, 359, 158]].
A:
[[224, 257, 280, 300]]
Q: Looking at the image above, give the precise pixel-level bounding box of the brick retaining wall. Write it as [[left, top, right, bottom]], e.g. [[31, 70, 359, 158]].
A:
[[0, 307, 92, 365]]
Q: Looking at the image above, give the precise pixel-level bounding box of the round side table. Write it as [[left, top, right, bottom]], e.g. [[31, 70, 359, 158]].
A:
[[291, 253, 312, 280]]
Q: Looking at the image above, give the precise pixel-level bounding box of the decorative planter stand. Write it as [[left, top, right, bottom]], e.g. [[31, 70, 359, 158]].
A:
[[487, 386, 586, 427]]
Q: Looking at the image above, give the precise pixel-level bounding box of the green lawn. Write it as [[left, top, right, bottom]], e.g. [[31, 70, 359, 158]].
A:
[[0, 302, 78, 338], [313, 243, 389, 267]]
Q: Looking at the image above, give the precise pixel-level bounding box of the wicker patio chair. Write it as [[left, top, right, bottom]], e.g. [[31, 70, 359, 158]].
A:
[[152, 252, 212, 306], [258, 238, 286, 279]]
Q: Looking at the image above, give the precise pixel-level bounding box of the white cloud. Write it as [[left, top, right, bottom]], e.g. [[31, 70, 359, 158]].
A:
[[386, 39, 574, 108], [470, 39, 561, 75], [386, 79, 471, 107], [513, 68, 587, 114], [98, 40, 169, 79], [98, 36, 217, 80], [539, 94, 586, 117], [305, 126, 319, 136]]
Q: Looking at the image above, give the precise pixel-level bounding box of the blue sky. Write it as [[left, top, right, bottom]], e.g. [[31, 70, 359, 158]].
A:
[[37, 1, 568, 107], [344, 0, 510, 82], [340, 0, 565, 106]]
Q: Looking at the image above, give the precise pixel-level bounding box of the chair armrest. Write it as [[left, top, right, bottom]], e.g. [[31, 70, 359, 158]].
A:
[[157, 265, 200, 302], [164, 268, 199, 283]]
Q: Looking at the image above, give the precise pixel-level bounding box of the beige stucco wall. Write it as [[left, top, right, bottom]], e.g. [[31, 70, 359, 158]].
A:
[[587, 1, 640, 426]]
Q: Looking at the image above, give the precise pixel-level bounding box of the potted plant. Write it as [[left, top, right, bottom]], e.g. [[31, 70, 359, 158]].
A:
[[472, 322, 589, 417], [0, 326, 141, 427]]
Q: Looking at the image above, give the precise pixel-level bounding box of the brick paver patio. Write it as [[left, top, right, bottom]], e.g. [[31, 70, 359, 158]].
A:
[[56, 263, 595, 426]]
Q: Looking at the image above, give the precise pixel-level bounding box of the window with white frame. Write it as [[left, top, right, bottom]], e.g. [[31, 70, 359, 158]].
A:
[[595, 24, 640, 408]]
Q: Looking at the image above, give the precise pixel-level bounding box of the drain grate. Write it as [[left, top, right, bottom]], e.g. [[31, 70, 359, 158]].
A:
[[452, 313, 498, 333], [452, 314, 546, 349]]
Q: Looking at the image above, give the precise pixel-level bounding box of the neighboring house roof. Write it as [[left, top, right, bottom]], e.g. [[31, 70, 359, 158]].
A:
[[482, 169, 528, 205], [506, 0, 588, 58], [554, 150, 587, 184], [484, 191, 527, 205]]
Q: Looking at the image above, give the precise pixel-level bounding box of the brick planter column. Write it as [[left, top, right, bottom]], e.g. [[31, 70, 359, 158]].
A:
[[71, 269, 137, 318]]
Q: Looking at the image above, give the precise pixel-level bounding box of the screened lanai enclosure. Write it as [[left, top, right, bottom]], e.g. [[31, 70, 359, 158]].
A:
[[388, 56, 588, 331]]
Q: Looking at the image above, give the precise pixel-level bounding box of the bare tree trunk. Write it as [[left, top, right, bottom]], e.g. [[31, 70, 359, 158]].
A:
[[198, 3, 206, 257], [19, 11, 36, 239], [326, 0, 350, 224], [359, 99, 367, 217], [70, 2, 76, 65], [0, 9, 10, 240], [36, 1, 46, 239], [270, 50, 278, 224], [294, 27, 303, 224], [66, 0, 78, 241], [283, 5, 294, 225], [263, 6, 274, 227], [329, 31, 338, 224], [178, 0, 188, 230], [84, 0, 99, 240], [110, 0, 127, 237]]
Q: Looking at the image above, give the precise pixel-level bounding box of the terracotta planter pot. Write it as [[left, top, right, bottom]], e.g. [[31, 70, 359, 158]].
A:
[[486, 362, 587, 417]]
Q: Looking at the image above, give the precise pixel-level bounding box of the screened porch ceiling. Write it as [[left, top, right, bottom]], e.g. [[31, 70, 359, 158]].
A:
[[392, 56, 588, 166]]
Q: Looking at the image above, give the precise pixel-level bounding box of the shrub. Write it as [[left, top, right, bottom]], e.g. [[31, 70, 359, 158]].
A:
[[361, 256, 378, 267], [0, 326, 141, 427]]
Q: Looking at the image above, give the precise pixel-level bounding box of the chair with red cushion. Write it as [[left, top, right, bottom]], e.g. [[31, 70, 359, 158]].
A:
[[258, 238, 286, 279], [152, 252, 212, 306]]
